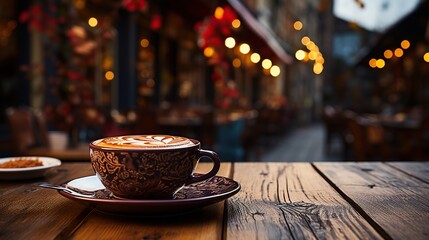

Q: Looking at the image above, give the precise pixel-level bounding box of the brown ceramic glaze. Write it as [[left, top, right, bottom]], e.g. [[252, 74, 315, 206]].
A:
[[89, 135, 221, 199]]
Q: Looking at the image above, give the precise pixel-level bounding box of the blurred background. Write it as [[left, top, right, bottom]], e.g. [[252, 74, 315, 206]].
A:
[[0, 0, 428, 162]]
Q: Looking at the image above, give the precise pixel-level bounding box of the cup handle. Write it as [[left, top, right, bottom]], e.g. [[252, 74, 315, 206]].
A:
[[186, 149, 221, 184]]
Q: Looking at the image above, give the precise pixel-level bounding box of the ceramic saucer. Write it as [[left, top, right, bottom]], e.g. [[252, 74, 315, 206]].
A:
[[57, 174, 240, 215], [0, 156, 61, 180]]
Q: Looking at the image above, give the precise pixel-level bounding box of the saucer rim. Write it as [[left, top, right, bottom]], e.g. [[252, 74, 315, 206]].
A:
[[59, 175, 240, 204]]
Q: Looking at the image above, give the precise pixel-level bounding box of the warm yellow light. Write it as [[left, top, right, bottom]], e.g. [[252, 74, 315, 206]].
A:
[[384, 50, 393, 59], [140, 38, 149, 48], [293, 21, 303, 30], [306, 41, 315, 50], [376, 59, 385, 68], [105, 71, 114, 80], [369, 58, 377, 68], [308, 51, 317, 60], [401, 40, 410, 49], [315, 56, 324, 64], [239, 43, 250, 54], [312, 45, 320, 52], [394, 48, 404, 57], [232, 19, 241, 28], [301, 36, 310, 45], [262, 59, 272, 69], [225, 37, 236, 48], [295, 50, 306, 61], [204, 47, 215, 57], [313, 63, 323, 74], [270, 65, 281, 77], [424, 52, 429, 62], [88, 17, 98, 27], [250, 53, 261, 63], [214, 7, 224, 19], [232, 58, 241, 68]]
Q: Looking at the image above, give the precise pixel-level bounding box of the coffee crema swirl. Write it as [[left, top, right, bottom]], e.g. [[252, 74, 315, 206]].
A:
[[94, 135, 196, 149]]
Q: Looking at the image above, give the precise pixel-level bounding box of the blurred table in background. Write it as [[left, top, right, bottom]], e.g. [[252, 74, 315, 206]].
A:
[[22, 143, 89, 161]]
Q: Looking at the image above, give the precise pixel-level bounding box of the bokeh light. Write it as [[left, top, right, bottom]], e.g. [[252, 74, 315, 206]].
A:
[[293, 21, 303, 30], [250, 53, 261, 63], [225, 37, 236, 48], [239, 43, 250, 54], [262, 59, 272, 69], [88, 17, 98, 27]]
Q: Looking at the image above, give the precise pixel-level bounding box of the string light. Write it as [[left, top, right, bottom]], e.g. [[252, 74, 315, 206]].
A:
[[308, 51, 317, 60], [295, 50, 306, 61], [250, 53, 261, 63], [204, 47, 215, 57], [225, 37, 236, 48], [301, 36, 310, 45], [384, 50, 393, 59], [293, 21, 303, 30], [424, 52, 429, 62], [315, 56, 325, 64], [239, 43, 250, 54], [400, 40, 410, 49], [262, 59, 272, 69], [369, 58, 377, 68], [313, 63, 323, 74], [376, 59, 385, 68], [140, 39, 149, 48], [232, 19, 241, 29], [394, 48, 404, 57], [105, 71, 114, 80], [270, 65, 281, 77], [214, 7, 224, 19], [88, 17, 98, 27]]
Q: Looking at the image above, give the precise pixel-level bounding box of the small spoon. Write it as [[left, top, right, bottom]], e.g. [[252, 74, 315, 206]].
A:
[[38, 183, 96, 198]]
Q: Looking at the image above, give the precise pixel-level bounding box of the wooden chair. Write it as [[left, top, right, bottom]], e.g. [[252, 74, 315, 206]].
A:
[[343, 113, 389, 161], [5, 107, 50, 154]]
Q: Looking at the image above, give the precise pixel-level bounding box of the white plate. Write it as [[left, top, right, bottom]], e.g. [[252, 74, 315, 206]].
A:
[[0, 156, 62, 180]]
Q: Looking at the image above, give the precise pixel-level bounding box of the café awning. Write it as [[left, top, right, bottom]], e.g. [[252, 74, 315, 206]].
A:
[[163, 0, 293, 64], [226, 0, 293, 64]]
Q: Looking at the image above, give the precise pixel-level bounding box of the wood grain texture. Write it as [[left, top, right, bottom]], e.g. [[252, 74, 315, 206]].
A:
[[0, 163, 94, 240], [70, 162, 232, 240], [226, 162, 382, 240], [386, 161, 429, 183], [314, 162, 429, 240]]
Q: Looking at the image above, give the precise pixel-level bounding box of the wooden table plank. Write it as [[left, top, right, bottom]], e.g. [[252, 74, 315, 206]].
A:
[[70, 162, 232, 240], [314, 162, 429, 240], [386, 161, 429, 184], [0, 163, 94, 240], [225, 162, 382, 240]]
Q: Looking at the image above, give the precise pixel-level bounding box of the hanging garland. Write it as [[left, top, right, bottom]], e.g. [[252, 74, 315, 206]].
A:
[[195, 6, 240, 109]]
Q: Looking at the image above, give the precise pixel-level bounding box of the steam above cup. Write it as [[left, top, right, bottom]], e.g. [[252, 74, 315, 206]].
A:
[[89, 135, 221, 199]]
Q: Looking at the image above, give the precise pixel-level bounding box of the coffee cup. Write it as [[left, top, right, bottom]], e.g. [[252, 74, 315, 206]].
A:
[[89, 135, 221, 199]]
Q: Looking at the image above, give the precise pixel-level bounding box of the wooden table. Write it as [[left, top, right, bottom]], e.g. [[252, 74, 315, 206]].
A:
[[1, 161, 428, 239]]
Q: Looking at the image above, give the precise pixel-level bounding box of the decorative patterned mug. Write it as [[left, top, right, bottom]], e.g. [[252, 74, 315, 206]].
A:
[[89, 135, 221, 199]]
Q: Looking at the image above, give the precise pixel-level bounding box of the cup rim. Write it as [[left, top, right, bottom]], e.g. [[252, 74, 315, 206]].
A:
[[89, 135, 201, 152]]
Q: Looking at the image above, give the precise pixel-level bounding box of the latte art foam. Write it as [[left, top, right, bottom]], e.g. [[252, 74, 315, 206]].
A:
[[94, 135, 197, 149]]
